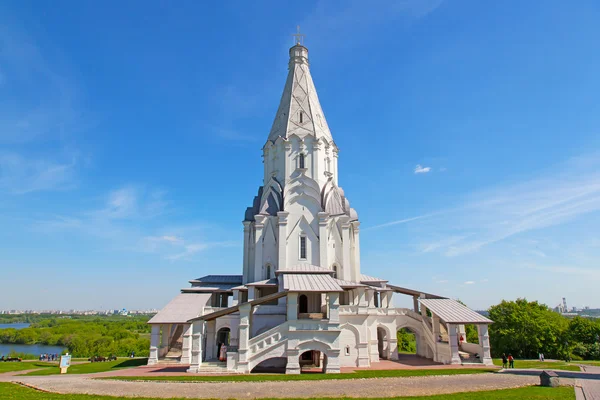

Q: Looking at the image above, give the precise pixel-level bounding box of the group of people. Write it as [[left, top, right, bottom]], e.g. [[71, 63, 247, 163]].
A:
[[501, 353, 514, 368], [39, 353, 59, 361]]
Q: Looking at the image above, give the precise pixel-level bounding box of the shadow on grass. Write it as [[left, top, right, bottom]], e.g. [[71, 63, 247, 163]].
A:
[[111, 358, 148, 369]]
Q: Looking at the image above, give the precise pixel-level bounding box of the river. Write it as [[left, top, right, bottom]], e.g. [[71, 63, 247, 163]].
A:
[[0, 323, 66, 356]]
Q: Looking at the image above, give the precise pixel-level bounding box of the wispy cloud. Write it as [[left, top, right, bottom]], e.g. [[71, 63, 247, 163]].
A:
[[377, 153, 600, 257], [464, 281, 475, 285], [414, 164, 431, 174], [365, 212, 440, 231], [0, 152, 77, 194]]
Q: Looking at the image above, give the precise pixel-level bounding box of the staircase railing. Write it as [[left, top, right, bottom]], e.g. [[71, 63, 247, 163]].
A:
[[248, 321, 289, 355]]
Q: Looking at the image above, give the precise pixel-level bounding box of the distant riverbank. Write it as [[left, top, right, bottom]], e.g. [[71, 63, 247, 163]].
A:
[[0, 323, 30, 330]]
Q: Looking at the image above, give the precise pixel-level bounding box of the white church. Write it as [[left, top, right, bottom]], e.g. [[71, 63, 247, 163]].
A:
[[148, 37, 493, 374]]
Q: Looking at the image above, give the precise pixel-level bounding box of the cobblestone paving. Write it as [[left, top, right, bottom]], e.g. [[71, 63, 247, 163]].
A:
[[577, 365, 600, 400], [7, 374, 540, 398]]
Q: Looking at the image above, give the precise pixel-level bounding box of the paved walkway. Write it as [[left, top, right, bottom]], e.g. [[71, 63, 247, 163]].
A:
[[575, 365, 600, 400], [5, 373, 540, 398]]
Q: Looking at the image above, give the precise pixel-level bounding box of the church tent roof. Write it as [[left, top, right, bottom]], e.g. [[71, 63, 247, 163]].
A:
[[282, 273, 343, 292], [419, 298, 493, 324], [148, 293, 210, 324]]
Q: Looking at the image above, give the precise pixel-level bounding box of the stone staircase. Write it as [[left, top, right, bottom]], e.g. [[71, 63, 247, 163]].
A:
[[198, 360, 229, 374]]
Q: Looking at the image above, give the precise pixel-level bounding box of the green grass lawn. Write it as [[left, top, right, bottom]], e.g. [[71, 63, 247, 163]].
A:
[[576, 360, 600, 366], [25, 358, 147, 376], [0, 382, 575, 399], [0, 361, 55, 373], [492, 358, 580, 371], [105, 368, 495, 382]]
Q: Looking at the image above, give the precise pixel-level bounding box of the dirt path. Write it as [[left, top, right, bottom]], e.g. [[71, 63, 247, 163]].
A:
[[8, 373, 541, 398]]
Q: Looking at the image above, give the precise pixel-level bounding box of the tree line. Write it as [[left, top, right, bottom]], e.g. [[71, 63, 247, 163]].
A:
[[0, 315, 151, 358], [489, 298, 600, 360]]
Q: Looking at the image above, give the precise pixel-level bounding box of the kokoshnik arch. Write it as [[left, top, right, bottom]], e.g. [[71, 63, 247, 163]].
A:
[[147, 36, 494, 374]]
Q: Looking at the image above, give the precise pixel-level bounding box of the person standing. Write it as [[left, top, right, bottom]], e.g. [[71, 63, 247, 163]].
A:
[[508, 354, 514, 368], [501, 353, 508, 368], [219, 343, 227, 362]]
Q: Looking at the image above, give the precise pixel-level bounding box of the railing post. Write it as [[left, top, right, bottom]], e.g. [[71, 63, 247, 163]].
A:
[[187, 321, 204, 373]]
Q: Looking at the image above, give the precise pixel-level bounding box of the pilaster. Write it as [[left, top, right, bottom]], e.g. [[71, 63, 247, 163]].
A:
[[180, 323, 192, 364], [341, 218, 351, 280], [187, 321, 204, 373], [328, 292, 340, 325], [277, 211, 289, 270], [287, 292, 298, 322], [448, 324, 461, 364], [242, 221, 252, 283], [351, 221, 361, 281], [318, 212, 329, 268], [237, 303, 251, 373], [253, 215, 267, 282]]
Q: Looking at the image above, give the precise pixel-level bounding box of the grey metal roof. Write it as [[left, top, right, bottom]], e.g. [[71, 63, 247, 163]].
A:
[[334, 278, 366, 288], [148, 293, 211, 324], [419, 299, 493, 324], [189, 275, 243, 284], [180, 284, 239, 293], [276, 264, 332, 274], [282, 273, 343, 292], [359, 274, 388, 283], [246, 278, 278, 287]]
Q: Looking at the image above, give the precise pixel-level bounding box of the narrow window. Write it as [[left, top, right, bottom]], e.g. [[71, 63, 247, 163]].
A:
[[345, 346, 350, 356], [299, 153, 305, 169], [300, 235, 307, 259], [265, 264, 271, 279], [299, 111, 303, 123], [332, 265, 338, 279]]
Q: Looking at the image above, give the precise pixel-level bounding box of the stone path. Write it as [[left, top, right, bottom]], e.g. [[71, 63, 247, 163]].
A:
[[5, 373, 540, 398], [575, 365, 600, 400]]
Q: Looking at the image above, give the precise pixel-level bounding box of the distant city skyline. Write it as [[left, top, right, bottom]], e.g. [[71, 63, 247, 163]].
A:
[[1, 1, 600, 310]]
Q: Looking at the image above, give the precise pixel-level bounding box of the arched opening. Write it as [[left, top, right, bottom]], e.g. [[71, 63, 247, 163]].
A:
[[299, 153, 305, 169], [299, 350, 327, 373], [397, 327, 417, 355], [216, 327, 230, 361], [377, 327, 388, 359], [251, 357, 287, 374], [298, 294, 308, 314]]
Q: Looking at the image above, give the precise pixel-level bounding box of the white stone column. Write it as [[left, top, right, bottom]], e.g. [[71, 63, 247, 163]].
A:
[[333, 149, 339, 186], [248, 286, 256, 301], [366, 290, 375, 309], [458, 324, 467, 343], [328, 292, 340, 324], [205, 320, 216, 360], [230, 318, 240, 349], [318, 212, 328, 269], [187, 321, 204, 373], [232, 290, 240, 307], [477, 324, 493, 365], [287, 292, 298, 323], [357, 287, 368, 312], [413, 296, 419, 313], [341, 218, 351, 280], [312, 139, 321, 181], [242, 221, 251, 283], [148, 324, 160, 365], [351, 222, 361, 281], [180, 323, 192, 364], [277, 211, 289, 271], [237, 303, 251, 373], [253, 215, 266, 282], [448, 324, 461, 364]]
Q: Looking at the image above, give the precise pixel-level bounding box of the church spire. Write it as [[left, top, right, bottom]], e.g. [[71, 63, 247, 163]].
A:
[[267, 31, 334, 144]]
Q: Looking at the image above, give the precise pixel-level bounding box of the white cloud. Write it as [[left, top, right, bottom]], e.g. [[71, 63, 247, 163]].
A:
[[414, 164, 431, 174], [464, 281, 475, 285], [0, 152, 77, 194]]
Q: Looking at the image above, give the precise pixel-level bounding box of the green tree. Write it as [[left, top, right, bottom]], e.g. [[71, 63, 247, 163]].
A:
[[488, 298, 567, 359]]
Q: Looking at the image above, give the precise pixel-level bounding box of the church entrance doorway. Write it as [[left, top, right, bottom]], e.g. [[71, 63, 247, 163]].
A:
[[299, 350, 326, 373], [377, 327, 388, 359], [216, 327, 230, 361]]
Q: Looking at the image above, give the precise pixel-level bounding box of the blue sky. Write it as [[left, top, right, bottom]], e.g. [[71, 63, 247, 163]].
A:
[[1, 0, 600, 311]]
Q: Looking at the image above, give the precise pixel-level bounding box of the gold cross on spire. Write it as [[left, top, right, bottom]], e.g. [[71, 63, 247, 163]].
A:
[[292, 25, 305, 45]]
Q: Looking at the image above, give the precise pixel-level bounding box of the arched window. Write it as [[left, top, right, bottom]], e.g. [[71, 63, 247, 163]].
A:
[[299, 153, 305, 169], [265, 264, 271, 279], [299, 235, 307, 259]]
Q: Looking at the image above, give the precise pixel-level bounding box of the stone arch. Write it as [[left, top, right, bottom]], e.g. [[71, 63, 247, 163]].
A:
[[377, 325, 390, 360], [297, 339, 332, 353], [340, 323, 361, 367]]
